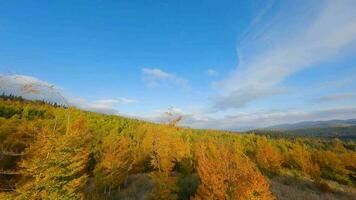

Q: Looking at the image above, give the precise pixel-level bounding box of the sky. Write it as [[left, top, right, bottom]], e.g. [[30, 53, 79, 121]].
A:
[[0, 0, 356, 130]]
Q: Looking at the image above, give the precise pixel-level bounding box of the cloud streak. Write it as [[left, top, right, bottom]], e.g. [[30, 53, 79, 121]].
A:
[[0, 74, 138, 115], [312, 93, 356, 103], [70, 98, 137, 115], [0, 74, 68, 105], [214, 0, 356, 110], [142, 68, 188, 88], [180, 106, 356, 131], [207, 69, 218, 76]]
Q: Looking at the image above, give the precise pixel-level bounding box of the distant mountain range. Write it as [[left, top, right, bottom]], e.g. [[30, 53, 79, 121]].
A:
[[265, 119, 356, 130], [255, 119, 356, 139]]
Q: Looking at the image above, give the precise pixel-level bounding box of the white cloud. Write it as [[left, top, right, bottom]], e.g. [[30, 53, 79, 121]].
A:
[[214, 87, 287, 110], [214, 0, 356, 110], [110, 103, 356, 130], [2, 73, 355, 130], [0, 74, 138, 115], [118, 97, 138, 105], [207, 69, 218, 76], [180, 106, 356, 131], [142, 68, 174, 79], [70, 98, 118, 115], [312, 93, 356, 103], [0, 74, 68, 105], [93, 98, 138, 106], [142, 68, 188, 88], [142, 107, 185, 124], [56, 97, 138, 115]]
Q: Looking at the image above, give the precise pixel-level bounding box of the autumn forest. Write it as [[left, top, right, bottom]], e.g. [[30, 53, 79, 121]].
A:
[[0, 96, 355, 200]]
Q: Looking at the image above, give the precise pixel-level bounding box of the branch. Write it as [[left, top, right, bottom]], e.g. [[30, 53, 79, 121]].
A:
[[0, 170, 20, 175], [1, 150, 26, 156]]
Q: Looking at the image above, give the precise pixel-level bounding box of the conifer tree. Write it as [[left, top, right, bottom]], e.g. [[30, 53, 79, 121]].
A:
[[193, 140, 274, 200], [94, 133, 134, 195], [16, 118, 92, 200]]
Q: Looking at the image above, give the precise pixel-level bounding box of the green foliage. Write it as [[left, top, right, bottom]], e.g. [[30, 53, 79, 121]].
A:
[[0, 104, 22, 119], [177, 173, 199, 200]]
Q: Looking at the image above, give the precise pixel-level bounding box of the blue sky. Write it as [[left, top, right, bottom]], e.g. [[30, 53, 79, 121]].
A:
[[0, 0, 356, 130]]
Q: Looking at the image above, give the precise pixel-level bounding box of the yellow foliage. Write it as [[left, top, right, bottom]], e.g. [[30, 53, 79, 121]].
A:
[[193, 140, 274, 200], [1, 98, 356, 198], [142, 125, 190, 200], [255, 137, 283, 173], [289, 144, 320, 181], [95, 133, 134, 190], [15, 118, 92, 200], [149, 172, 178, 200]]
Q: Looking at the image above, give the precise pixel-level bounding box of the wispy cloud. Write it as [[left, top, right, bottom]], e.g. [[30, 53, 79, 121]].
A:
[[142, 68, 188, 88], [180, 106, 356, 131], [312, 93, 356, 103], [0, 74, 68, 105], [0, 74, 138, 115], [94, 98, 137, 107], [206, 69, 218, 76], [214, 87, 287, 110], [142, 107, 186, 124], [214, 0, 356, 110], [70, 98, 137, 115]]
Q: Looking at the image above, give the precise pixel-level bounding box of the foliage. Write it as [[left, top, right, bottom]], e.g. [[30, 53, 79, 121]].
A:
[[255, 136, 283, 174], [0, 97, 355, 199], [193, 140, 274, 200], [16, 118, 92, 200]]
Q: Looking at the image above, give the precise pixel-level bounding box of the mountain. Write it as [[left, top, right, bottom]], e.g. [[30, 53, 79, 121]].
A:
[[265, 119, 356, 130], [256, 119, 356, 139]]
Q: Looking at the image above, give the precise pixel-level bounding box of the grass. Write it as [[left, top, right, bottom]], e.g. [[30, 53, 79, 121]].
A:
[[269, 176, 356, 200]]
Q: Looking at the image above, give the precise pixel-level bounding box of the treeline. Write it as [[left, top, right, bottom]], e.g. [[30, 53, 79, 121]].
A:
[[0, 97, 355, 199]]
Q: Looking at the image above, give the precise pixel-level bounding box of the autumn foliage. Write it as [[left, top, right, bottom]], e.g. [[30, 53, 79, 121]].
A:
[[255, 137, 283, 174], [0, 97, 355, 199], [193, 140, 274, 200], [17, 118, 92, 199]]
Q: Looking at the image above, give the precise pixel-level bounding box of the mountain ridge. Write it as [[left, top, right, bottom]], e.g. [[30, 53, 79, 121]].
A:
[[263, 119, 356, 130]]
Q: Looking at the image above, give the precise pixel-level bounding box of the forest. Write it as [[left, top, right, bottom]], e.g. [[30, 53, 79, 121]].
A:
[[0, 96, 355, 200]]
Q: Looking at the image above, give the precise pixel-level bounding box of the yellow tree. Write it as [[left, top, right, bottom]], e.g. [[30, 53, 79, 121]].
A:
[[255, 137, 282, 173], [146, 126, 190, 200], [193, 140, 274, 200], [94, 133, 134, 195], [289, 144, 320, 181], [315, 150, 350, 184], [16, 118, 92, 200]]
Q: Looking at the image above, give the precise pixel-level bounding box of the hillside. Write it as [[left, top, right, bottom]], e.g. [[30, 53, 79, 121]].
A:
[[0, 97, 356, 200]]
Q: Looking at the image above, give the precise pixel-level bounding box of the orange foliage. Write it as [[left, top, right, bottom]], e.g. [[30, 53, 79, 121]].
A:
[[193, 140, 274, 200], [289, 144, 320, 181], [144, 126, 190, 200], [255, 137, 282, 173], [95, 133, 134, 190]]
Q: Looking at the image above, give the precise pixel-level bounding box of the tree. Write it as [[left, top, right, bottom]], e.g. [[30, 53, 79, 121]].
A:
[[146, 126, 190, 200], [193, 140, 274, 200], [94, 133, 134, 195], [162, 107, 183, 128], [16, 118, 92, 200], [289, 144, 320, 181], [255, 137, 282, 173]]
